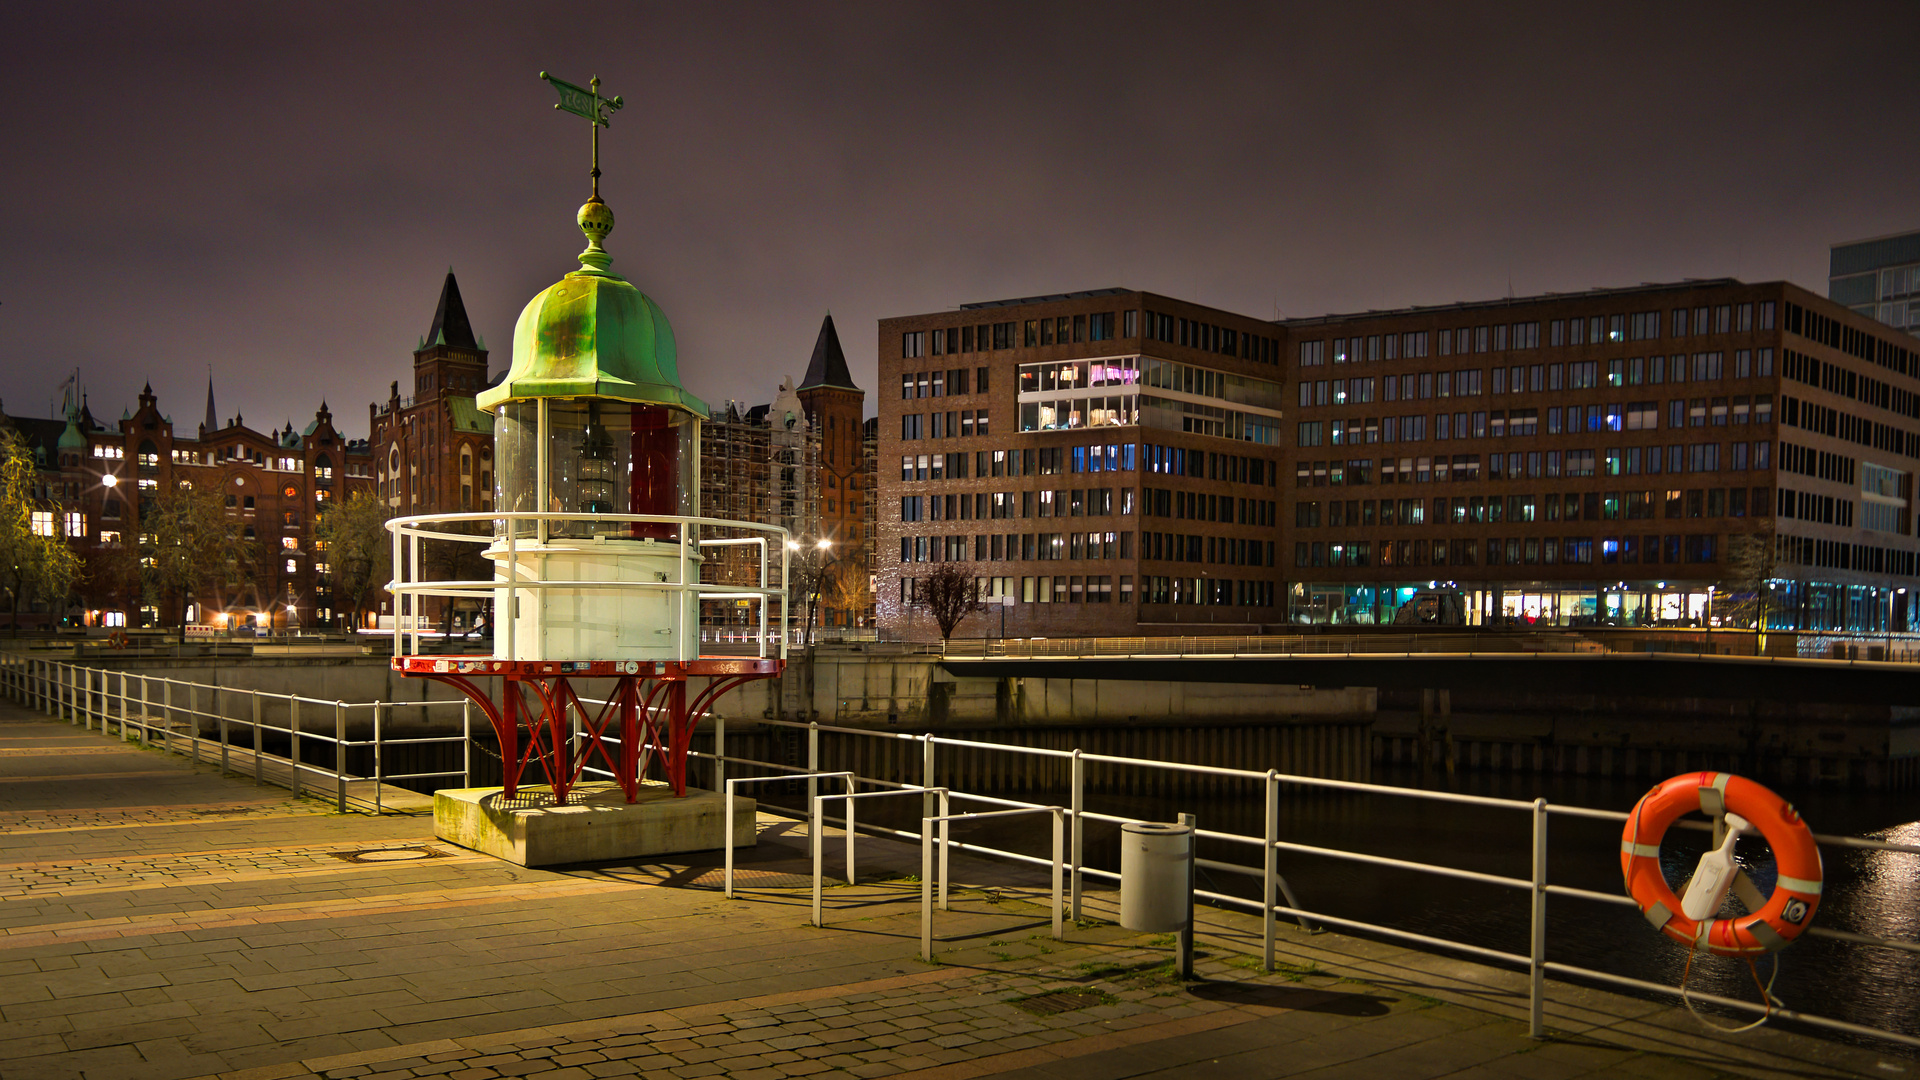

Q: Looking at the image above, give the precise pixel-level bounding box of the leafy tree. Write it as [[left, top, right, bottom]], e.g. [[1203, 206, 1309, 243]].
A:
[[916, 561, 985, 641], [316, 491, 392, 632], [820, 540, 870, 627], [140, 478, 254, 632], [421, 518, 492, 637], [0, 429, 82, 633]]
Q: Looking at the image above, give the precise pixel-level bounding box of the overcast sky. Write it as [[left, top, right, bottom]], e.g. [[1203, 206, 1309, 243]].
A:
[[2, 3, 1915, 437]]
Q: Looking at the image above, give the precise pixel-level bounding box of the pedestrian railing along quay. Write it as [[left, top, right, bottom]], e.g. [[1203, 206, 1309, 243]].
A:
[[941, 632, 1587, 659], [0, 654, 470, 813], [7, 656, 1919, 1052]]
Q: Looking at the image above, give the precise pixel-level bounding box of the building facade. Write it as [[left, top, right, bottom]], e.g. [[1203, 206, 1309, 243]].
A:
[[1, 384, 373, 630], [1282, 280, 1920, 631], [877, 289, 1287, 638], [367, 271, 496, 631], [796, 314, 870, 627], [1831, 229, 1920, 337]]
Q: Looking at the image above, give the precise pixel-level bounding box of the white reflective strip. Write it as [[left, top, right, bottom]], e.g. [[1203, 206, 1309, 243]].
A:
[[1620, 841, 1661, 859], [1775, 874, 1823, 896], [1697, 773, 1728, 817]]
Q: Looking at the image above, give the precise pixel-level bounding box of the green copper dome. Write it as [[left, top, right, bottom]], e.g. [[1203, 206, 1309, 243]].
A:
[[478, 197, 709, 418]]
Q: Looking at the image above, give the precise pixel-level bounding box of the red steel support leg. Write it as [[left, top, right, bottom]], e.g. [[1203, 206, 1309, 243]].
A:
[[502, 679, 522, 799], [549, 677, 574, 805], [618, 678, 640, 802]]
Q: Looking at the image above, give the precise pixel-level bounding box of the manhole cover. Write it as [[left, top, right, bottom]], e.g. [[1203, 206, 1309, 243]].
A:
[[329, 847, 447, 864], [1013, 989, 1107, 1016]]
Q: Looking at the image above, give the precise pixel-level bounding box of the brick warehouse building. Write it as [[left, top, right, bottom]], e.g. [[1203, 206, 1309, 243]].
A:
[[877, 290, 1287, 637], [1283, 280, 1920, 631], [1, 384, 373, 630], [877, 279, 1920, 638]]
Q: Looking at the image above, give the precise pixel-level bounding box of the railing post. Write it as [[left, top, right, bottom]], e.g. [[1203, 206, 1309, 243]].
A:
[[462, 698, 473, 788], [219, 694, 230, 776], [806, 721, 820, 817], [1264, 768, 1278, 973], [1070, 748, 1084, 922], [374, 702, 385, 815], [1530, 797, 1548, 1039], [80, 667, 92, 731], [162, 680, 174, 753], [119, 671, 130, 741], [289, 696, 302, 797], [334, 701, 348, 813], [921, 735, 936, 834], [713, 716, 725, 793], [139, 675, 149, 744], [1177, 811, 1196, 980], [251, 692, 264, 784], [187, 682, 199, 762]]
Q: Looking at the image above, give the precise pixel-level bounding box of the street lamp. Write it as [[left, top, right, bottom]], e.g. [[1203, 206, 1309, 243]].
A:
[[786, 537, 837, 646]]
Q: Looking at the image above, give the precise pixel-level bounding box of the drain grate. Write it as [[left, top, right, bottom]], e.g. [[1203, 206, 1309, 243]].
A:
[[329, 847, 448, 864], [1013, 989, 1107, 1016]]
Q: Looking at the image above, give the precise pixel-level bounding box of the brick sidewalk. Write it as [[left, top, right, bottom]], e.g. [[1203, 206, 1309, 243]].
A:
[[0, 697, 1905, 1080]]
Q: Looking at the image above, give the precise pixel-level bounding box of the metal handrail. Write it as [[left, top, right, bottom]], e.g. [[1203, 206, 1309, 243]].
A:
[[8, 656, 1917, 1050], [384, 509, 793, 663]]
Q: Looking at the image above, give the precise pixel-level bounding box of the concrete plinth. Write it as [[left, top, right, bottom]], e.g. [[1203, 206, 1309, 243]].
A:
[[434, 783, 755, 867]]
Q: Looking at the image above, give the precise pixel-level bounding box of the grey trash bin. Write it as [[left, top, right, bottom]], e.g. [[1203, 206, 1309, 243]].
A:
[[1120, 821, 1192, 932]]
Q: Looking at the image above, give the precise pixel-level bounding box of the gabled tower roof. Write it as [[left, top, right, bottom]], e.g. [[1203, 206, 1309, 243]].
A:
[[799, 313, 858, 392], [424, 269, 479, 351]]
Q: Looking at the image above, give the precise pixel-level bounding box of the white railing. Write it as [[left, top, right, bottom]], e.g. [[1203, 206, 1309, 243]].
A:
[[0, 655, 470, 814], [655, 714, 1920, 1051], [7, 654, 1918, 1051], [384, 510, 793, 662]]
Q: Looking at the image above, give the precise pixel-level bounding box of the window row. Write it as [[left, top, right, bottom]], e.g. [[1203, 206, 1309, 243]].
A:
[[1296, 303, 1777, 370], [1782, 348, 1920, 423], [1297, 533, 1721, 569], [1140, 532, 1276, 568], [1296, 487, 1772, 530], [899, 366, 990, 399], [1780, 396, 1920, 460], [1140, 488, 1277, 526], [1141, 577, 1276, 607], [1776, 535, 1919, 577], [1141, 444, 1278, 485], [1292, 443, 1773, 487], [898, 488, 1135, 522], [903, 321, 1018, 357], [898, 410, 991, 440], [898, 531, 1133, 563], [1144, 311, 1280, 366], [1299, 398, 1775, 447]]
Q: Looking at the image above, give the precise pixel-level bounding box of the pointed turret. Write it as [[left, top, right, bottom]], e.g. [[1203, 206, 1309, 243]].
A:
[[203, 373, 217, 434], [799, 313, 858, 392], [425, 269, 479, 351]]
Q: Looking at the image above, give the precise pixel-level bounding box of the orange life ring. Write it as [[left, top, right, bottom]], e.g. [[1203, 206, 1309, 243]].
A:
[[107, 629, 129, 650], [1621, 772, 1822, 956]]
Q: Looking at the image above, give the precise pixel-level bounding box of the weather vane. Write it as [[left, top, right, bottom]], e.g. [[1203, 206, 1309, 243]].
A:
[[539, 71, 624, 200]]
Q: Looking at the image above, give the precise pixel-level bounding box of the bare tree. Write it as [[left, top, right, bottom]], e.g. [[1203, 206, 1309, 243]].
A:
[[1719, 531, 1776, 640], [915, 561, 985, 641]]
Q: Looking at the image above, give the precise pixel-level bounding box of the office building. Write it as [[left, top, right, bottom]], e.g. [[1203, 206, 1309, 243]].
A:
[[1831, 229, 1920, 337], [1282, 280, 1920, 631], [877, 290, 1287, 637]]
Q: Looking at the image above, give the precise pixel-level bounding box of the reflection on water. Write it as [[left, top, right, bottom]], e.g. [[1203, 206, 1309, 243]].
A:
[[788, 766, 1920, 1050]]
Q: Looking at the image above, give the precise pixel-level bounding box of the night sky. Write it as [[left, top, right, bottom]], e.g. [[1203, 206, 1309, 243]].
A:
[[3, 4, 1916, 438]]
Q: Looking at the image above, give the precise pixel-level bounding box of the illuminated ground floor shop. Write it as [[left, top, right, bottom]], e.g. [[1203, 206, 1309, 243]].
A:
[[1288, 578, 1910, 632]]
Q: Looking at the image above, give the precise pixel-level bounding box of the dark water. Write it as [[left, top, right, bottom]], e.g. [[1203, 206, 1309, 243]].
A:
[[770, 766, 1920, 1052]]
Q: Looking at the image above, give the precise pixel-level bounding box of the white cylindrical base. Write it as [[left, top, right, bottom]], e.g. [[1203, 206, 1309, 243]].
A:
[[490, 538, 702, 662], [1119, 821, 1191, 932]]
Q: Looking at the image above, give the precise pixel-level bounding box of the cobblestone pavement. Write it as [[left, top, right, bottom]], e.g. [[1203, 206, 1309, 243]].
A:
[[0, 693, 1907, 1080]]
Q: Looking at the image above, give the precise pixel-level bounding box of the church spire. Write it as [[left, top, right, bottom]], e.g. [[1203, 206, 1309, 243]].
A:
[[799, 312, 858, 392], [203, 369, 217, 433], [423, 268, 479, 351]]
